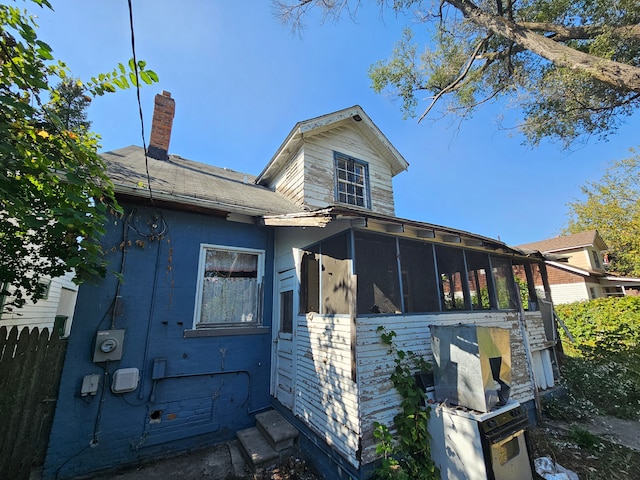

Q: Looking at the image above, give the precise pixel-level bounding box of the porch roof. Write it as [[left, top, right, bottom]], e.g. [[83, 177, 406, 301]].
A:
[[262, 206, 537, 258]]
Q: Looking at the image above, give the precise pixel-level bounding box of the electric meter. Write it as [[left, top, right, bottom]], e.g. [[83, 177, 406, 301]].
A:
[[93, 329, 125, 362]]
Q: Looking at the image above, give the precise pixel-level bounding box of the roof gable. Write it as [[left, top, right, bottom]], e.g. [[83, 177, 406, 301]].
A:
[[517, 230, 608, 253], [256, 106, 409, 186]]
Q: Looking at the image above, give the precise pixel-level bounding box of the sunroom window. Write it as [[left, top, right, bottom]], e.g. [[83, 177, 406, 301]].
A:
[[194, 245, 264, 327]]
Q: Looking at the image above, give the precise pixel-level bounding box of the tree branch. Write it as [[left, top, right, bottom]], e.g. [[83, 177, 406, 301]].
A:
[[517, 22, 640, 42], [418, 36, 490, 122], [445, 0, 640, 93]]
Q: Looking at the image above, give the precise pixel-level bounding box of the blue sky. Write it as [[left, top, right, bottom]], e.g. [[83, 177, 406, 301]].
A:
[[28, 0, 639, 246]]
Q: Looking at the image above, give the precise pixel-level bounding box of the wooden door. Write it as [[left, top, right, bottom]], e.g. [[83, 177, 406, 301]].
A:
[[273, 270, 296, 410]]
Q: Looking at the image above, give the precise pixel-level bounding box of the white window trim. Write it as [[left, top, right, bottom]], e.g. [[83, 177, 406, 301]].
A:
[[192, 244, 265, 329], [334, 151, 371, 209]]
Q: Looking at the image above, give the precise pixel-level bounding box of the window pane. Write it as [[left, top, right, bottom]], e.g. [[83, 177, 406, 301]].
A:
[[199, 249, 260, 325], [512, 260, 540, 311], [435, 245, 468, 311], [280, 290, 293, 333], [491, 256, 518, 310], [300, 247, 320, 313], [465, 250, 492, 310], [335, 153, 369, 208], [399, 240, 440, 312], [355, 232, 401, 315], [321, 233, 351, 315], [529, 261, 548, 301]]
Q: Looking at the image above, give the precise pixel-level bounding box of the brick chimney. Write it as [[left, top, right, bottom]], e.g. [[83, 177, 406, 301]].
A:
[[147, 91, 175, 161]]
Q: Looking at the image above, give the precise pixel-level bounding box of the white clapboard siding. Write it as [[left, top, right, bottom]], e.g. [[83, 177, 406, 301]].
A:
[[271, 149, 305, 206], [1, 271, 77, 333], [549, 282, 590, 304], [524, 312, 551, 348], [287, 124, 397, 215], [295, 312, 361, 467], [356, 311, 537, 464]]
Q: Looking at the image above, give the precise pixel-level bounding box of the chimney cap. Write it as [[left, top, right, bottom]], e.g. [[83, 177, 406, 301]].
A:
[[161, 90, 172, 97]]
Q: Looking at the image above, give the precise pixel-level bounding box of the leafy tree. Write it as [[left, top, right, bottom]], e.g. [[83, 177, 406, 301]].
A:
[[0, 0, 158, 311], [276, 0, 640, 147], [563, 150, 640, 276], [47, 77, 92, 131]]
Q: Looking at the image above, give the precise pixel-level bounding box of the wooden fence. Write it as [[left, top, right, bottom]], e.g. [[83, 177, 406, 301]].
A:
[[0, 326, 67, 480]]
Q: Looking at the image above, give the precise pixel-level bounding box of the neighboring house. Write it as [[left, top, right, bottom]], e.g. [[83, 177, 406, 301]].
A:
[[518, 230, 640, 304], [43, 92, 558, 480], [0, 270, 78, 337]]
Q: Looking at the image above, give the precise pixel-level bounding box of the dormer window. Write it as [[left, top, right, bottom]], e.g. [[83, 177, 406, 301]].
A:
[[334, 152, 371, 209], [592, 250, 601, 268]]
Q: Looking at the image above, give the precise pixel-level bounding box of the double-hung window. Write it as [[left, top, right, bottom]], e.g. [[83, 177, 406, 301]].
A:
[[334, 152, 370, 209], [194, 245, 264, 328]]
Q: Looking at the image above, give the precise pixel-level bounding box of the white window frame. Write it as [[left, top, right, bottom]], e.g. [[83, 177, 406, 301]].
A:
[[334, 151, 371, 209], [193, 244, 265, 329]]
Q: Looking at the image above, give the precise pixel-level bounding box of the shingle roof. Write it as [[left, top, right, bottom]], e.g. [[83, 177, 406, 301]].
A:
[[101, 146, 303, 217], [517, 230, 607, 252]]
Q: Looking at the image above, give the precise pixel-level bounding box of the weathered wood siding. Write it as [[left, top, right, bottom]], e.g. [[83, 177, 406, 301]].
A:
[[356, 311, 537, 465], [303, 124, 396, 215], [271, 148, 306, 207], [273, 225, 362, 467], [295, 312, 361, 467], [269, 123, 397, 215], [0, 326, 67, 480]]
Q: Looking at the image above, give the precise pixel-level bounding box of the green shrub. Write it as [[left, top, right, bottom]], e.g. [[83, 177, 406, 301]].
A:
[[550, 297, 640, 420], [556, 296, 640, 363]]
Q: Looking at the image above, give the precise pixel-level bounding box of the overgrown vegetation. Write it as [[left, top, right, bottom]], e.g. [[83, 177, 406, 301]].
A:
[[545, 296, 640, 421], [372, 327, 438, 480], [531, 296, 640, 478], [1, 0, 158, 312]]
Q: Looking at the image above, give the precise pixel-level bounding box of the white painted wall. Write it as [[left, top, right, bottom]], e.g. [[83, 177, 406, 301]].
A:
[[0, 270, 78, 335], [273, 226, 550, 470], [549, 282, 590, 304], [268, 123, 397, 216]]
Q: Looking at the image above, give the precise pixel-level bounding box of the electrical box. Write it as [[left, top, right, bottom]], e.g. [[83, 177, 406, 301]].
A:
[[80, 373, 101, 396], [93, 329, 125, 363], [112, 367, 139, 394]]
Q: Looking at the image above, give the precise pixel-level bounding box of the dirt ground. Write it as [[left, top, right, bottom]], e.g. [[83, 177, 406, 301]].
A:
[[531, 415, 640, 479], [543, 414, 640, 451]]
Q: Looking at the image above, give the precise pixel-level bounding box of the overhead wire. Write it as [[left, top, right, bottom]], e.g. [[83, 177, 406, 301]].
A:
[[127, 0, 156, 209]]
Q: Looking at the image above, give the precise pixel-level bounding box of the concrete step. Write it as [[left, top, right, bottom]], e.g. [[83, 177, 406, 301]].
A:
[[227, 439, 250, 478], [237, 426, 279, 469], [256, 409, 299, 452], [236, 410, 300, 471]]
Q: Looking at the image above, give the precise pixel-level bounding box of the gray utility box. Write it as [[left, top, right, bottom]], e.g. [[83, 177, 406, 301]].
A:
[[93, 329, 125, 363], [430, 325, 511, 412]]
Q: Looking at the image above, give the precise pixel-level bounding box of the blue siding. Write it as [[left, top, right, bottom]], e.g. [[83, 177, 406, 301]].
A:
[[43, 206, 274, 479]]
